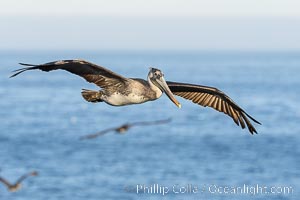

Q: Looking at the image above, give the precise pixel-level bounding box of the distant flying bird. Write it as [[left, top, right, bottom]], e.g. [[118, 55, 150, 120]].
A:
[[0, 171, 38, 192], [11, 59, 261, 134], [80, 118, 171, 139]]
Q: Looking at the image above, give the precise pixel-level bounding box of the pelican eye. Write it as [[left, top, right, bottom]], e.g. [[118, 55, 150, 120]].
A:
[[154, 72, 161, 78]]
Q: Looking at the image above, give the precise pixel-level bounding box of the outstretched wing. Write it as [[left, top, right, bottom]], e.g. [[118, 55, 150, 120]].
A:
[[10, 59, 129, 89], [15, 171, 37, 185], [130, 118, 172, 127], [167, 81, 261, 134], [79, 127, 116, 140], [0, 177, 12, 188]]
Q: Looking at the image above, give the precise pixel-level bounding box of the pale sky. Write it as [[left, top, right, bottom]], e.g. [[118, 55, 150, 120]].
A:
[[1, 0, 300, 17], [1, 0, 300, 50]]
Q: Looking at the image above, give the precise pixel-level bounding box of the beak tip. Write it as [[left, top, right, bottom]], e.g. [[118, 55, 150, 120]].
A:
[[177, 103, 181, 109]]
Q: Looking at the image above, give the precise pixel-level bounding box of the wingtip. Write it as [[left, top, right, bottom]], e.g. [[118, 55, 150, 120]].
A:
[[249, 127, 258, 135], [244, 112, 262, 125], [9, 70, 24, 78], [10, 63, 40, 78], [18, 62, 38, 66]]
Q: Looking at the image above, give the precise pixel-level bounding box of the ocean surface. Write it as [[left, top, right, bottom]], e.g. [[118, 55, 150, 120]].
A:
[[0, 50, 299, 200]]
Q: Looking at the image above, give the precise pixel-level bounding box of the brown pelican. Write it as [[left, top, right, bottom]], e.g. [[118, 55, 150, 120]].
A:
[[10, 59, 261, 134], [80, 118, 171, 140], [0, 171, 38, 192]]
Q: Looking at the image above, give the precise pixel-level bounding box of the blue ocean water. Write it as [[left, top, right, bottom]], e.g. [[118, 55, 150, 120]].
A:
[[0, 50, 299, 200]]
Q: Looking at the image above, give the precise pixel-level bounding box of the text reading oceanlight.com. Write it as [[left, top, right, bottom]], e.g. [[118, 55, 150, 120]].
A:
[[125, 184, 294, 196]]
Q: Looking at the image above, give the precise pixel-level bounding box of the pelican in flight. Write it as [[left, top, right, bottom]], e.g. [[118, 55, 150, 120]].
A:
[[0, 171, 38, 192], [80, 118, 171, 140], [11, 59, 261, 134]]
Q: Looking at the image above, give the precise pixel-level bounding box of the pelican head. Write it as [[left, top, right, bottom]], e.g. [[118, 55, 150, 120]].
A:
[[148, 68, 181, 108]]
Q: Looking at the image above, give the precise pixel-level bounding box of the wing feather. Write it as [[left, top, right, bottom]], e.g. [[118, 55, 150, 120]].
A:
[[195, 93, 203, 103], [167, 81, 261, 134], [212, 97, 219, 109], [203, 94, 211, 106], [221, 101, 229, 115], [208, 96, 217, 107], [238, 113, 246, 129], [197, 93, 205, 102], [199, 93, 209, 106], [229, 105, 239, 126], [217, 98, 222, 111]]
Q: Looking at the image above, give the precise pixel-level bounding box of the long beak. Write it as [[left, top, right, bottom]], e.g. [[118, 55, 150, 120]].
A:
[[156, 77, 181, 108]]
